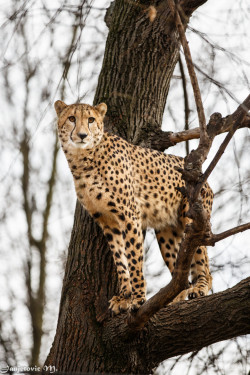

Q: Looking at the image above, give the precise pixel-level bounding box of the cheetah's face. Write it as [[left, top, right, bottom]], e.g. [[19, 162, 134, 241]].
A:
[[54, 101, 107, 150]]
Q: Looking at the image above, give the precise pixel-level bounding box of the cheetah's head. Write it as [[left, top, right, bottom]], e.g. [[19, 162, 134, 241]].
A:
[[54, 101, 107, 150]]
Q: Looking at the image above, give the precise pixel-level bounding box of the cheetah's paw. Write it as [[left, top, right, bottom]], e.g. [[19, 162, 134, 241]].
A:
[[109, 295, 132, 315], [187, 286, 206, 299], [130, 296, 146, 312]]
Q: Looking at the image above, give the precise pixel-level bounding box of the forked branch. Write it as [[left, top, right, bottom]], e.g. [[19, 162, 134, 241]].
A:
[[128, 92, 250, 329], [150, 114, 250, 151], [128, 0, 250, 328], [199, 95, 250, 188], [105, 277, 250, 362]]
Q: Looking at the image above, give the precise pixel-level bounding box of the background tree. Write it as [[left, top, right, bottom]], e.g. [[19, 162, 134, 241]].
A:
[[0, 0, 101, 366], [0, 0, 249, 374]]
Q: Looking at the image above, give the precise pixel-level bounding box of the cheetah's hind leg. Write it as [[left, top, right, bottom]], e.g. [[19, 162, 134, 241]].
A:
[[173, 246, 212, 302], [187, 245, 212, 299]]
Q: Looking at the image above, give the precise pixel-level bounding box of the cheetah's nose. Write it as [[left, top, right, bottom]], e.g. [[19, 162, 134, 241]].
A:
[[77, 132, 88, 140]]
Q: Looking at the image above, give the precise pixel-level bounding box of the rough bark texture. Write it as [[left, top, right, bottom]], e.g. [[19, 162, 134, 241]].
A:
[[102, 277, 250, 371], [44, 0, 250, 373], [94, 0, 180, 144], [45, 205, 117, 371]]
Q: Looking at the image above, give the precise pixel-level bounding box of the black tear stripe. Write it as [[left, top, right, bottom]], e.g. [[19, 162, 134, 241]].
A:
[[68, 106, 77, 142], [70, 123, 76, 142]]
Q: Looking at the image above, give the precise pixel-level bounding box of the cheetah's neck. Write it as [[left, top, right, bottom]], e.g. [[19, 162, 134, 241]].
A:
[[62, 134, 107, 177]]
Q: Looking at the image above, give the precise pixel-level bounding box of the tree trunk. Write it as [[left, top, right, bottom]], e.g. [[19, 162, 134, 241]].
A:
[[44, 0, 250, 373]]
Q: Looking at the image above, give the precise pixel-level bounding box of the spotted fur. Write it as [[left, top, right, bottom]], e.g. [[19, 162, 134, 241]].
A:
[[55, 100, 213, 314]]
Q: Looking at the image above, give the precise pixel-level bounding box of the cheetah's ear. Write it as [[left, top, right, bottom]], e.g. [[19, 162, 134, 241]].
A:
[[95, 102, 107, 117], [54, 100, 68, 116]]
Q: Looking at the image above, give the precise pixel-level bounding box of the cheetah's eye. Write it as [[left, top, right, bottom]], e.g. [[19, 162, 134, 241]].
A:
[[68, 116, 76, 123], [88, 117, 95, 124]]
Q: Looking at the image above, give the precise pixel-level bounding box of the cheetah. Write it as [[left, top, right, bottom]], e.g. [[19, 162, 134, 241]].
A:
[[55, 100, 213, 315]]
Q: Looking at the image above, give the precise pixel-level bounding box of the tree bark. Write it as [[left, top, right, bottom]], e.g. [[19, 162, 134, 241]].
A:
[[95, 0, 180, 143], [43, 0, 249, 373], [102, 277, 250, 371]]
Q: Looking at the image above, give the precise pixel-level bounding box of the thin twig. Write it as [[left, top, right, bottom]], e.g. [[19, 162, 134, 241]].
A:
[[167, 0, 207, 142], [202, 130, 234, 184], [200, 94, 250, 186], [179, 55, 190, 154], [206, 223, 250, 246]]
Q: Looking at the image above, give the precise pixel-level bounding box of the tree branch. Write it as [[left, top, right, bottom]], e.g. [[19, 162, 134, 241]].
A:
[[180, 0, 208, 15], [199, 94, 250, 187], [104, 278, 250, 368], [128, 220, 205, 329], [179, 55, 190, 154], [41, 136, 59, 246], [141, 98, 250, 330], [205, 222, 250, 246], [168, 0, 207, 143], [147, 277, 250, 366], [150, 108, 250, 152]]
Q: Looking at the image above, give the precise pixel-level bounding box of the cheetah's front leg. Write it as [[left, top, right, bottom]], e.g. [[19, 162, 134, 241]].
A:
[[126, 220, 146, 311], [102, 226, 132, 315]]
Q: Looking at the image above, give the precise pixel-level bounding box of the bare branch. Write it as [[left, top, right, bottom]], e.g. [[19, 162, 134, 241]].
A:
[[200, 94, 250, 187], [132, 95, 250, 330], [205, 222, 250, 246], [170, 127, 200, 143], [150, 114, 250, 151], [41, 136, 59, 246], [20, 135, 32, 241], [167, 0, 207, 143], [136, 96, 250, 330], [180, 0, 208, 14], [179, 55, 190, 154]]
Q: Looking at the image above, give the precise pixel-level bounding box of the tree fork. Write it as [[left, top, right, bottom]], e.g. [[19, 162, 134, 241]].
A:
[[102, 277, 250, 369]]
